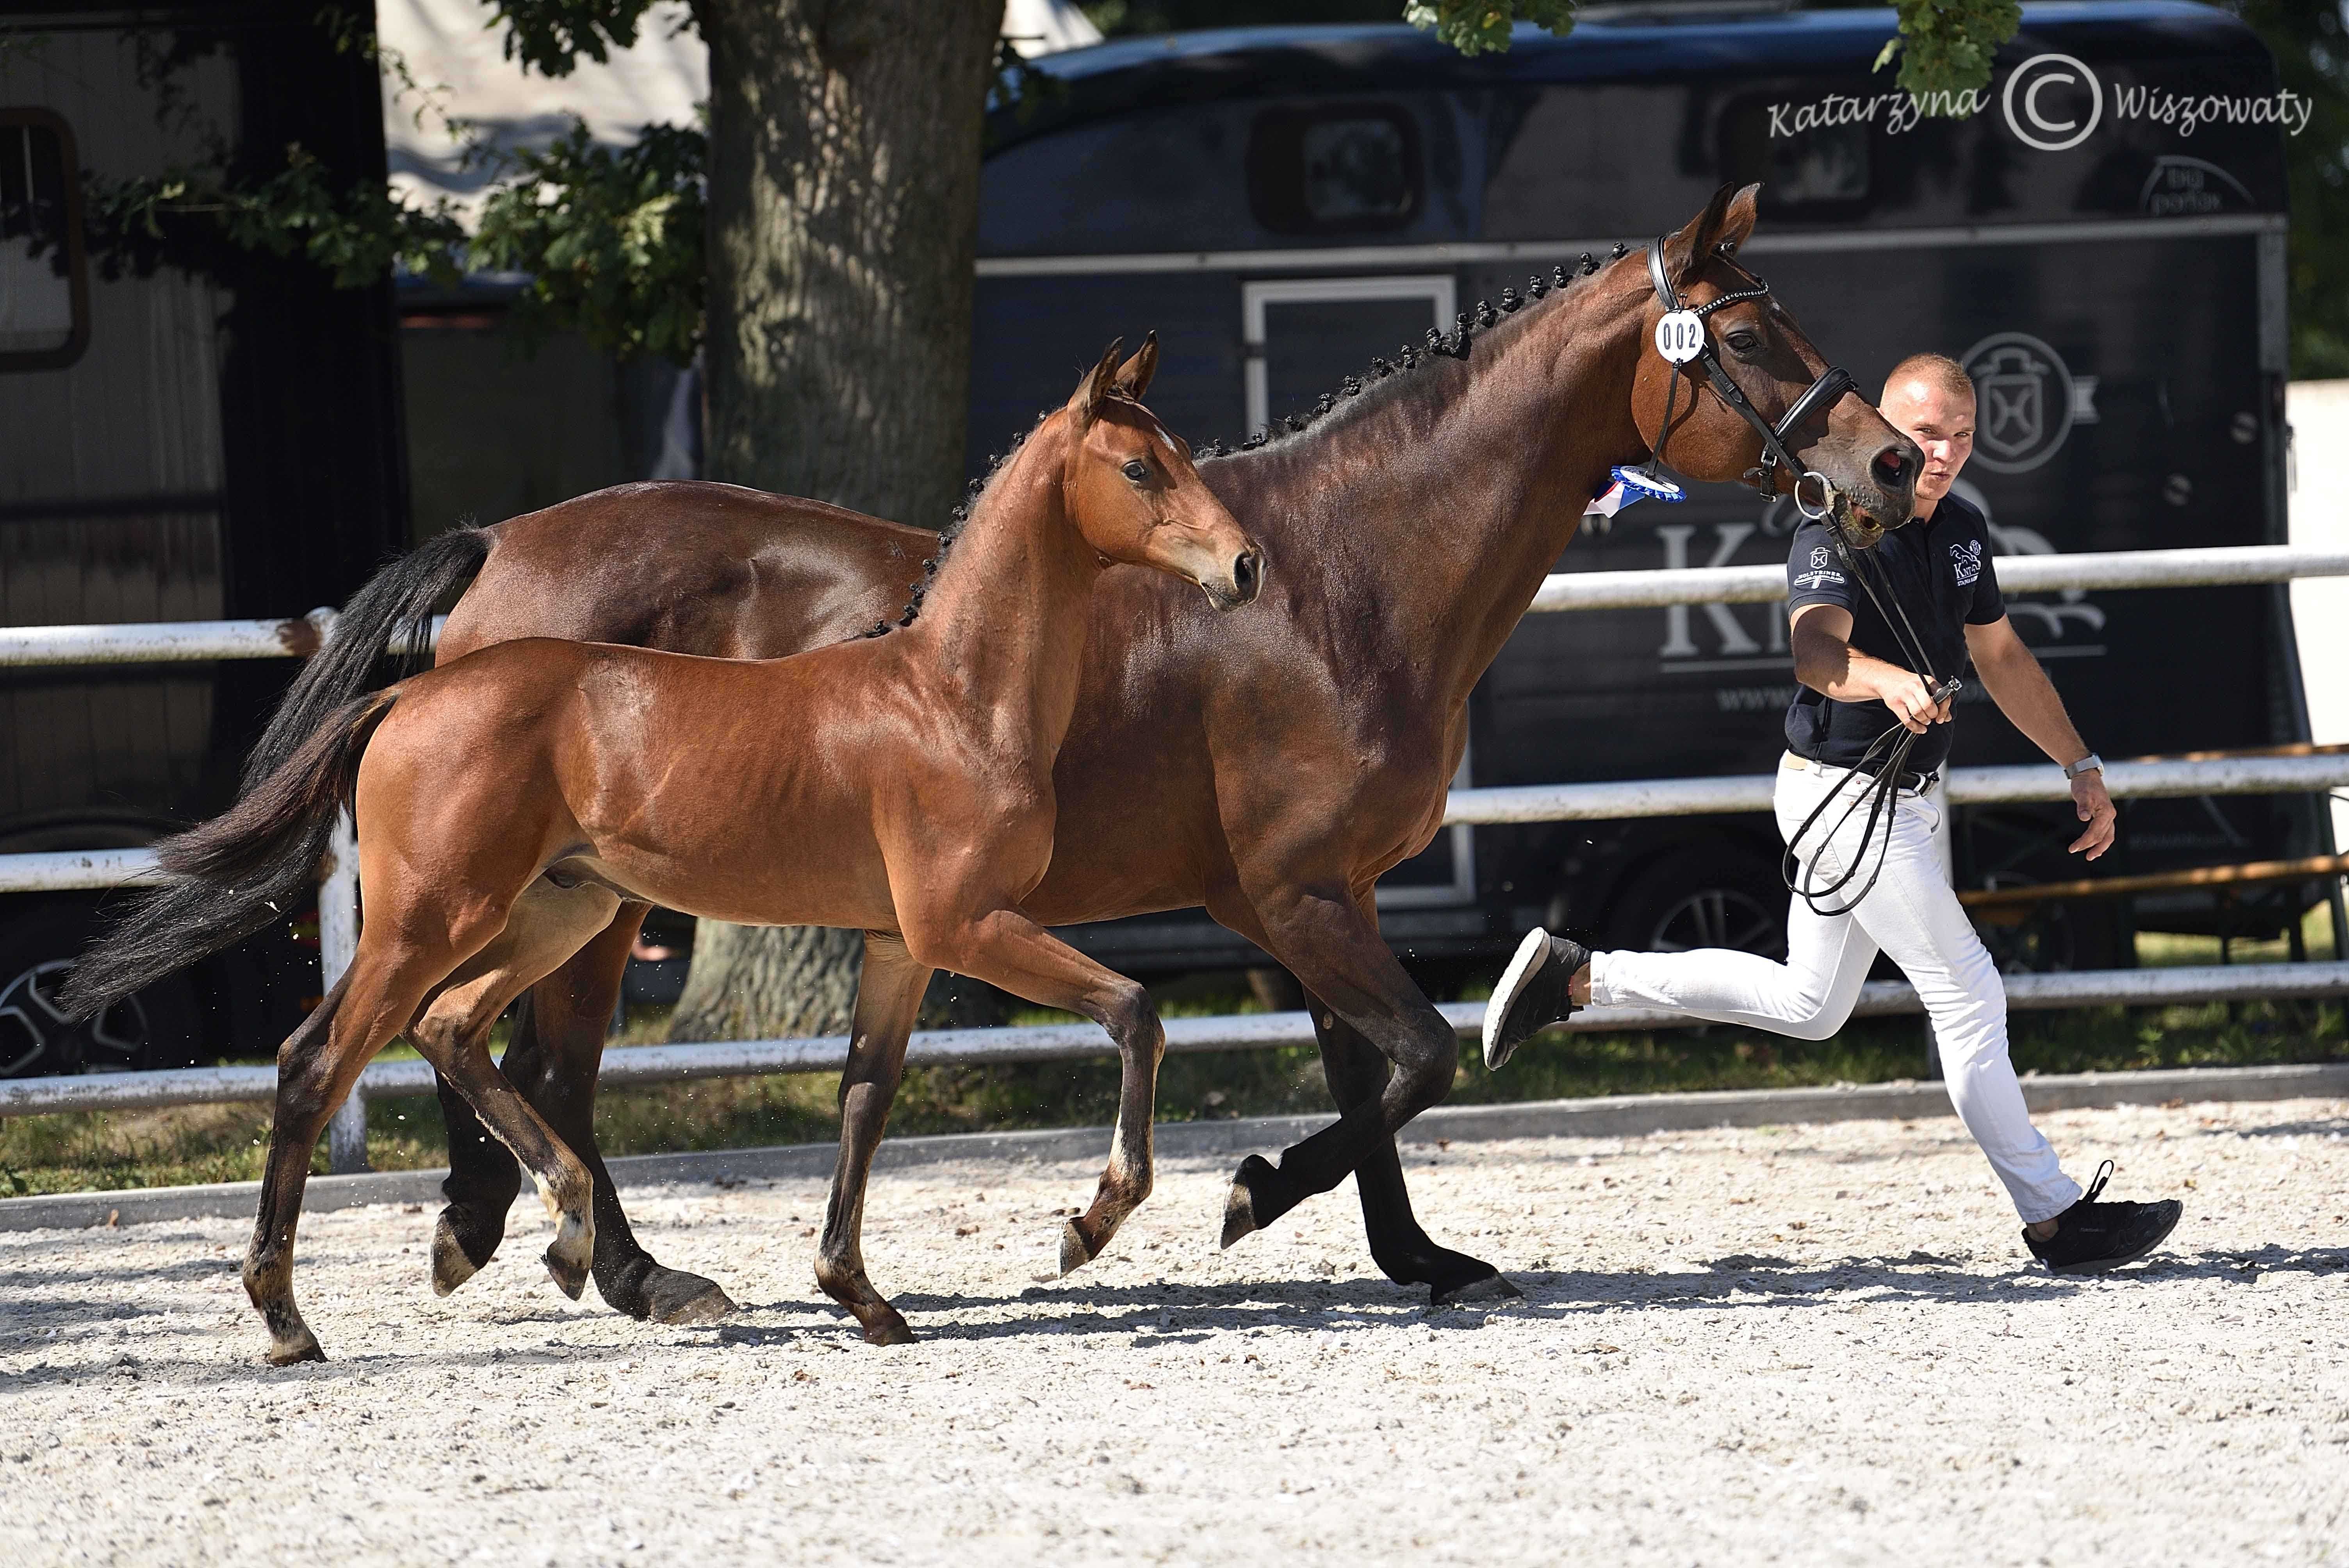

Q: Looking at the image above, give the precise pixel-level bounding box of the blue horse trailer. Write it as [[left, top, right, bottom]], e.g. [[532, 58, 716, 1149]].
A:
[[973, 4, 2318, 984]]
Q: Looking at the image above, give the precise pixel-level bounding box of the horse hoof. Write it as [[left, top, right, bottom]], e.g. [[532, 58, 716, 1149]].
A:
[[1221, 1156, 1274, 1249], [646, 1270, 738, 1326], [544, 1245, 590, 1301], [863, 1313, 917, 1347], [1432, 1271, 1524, 1308], [266, 1333, 325, 1367], [430, 1217, 482, 1298], [1058, 1220, 1096, 1276]]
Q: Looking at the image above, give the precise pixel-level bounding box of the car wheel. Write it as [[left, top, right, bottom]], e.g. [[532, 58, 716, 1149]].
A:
[[0, 903, 201, 1078], [1604, 846, 1789, 960]]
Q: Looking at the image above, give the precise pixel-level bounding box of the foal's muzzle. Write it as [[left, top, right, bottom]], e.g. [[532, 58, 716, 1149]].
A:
[[1207, 546, 1265, 610]]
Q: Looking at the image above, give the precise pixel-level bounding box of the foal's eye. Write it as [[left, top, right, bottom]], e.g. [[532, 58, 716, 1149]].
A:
[[1122, 459, 1150, 483]]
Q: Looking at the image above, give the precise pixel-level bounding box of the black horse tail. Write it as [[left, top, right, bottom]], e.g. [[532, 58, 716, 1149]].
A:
[[239, 526, 490, 797], [61, 690, 399, 1023]]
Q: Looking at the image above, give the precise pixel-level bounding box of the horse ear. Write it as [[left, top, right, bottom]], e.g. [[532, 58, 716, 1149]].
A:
[[1067, 337, 1126, 428], [1113, 330, 1159, 399], [1664, 182, 1761, 287]]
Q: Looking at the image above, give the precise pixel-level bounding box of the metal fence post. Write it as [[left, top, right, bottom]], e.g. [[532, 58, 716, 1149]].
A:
[[319, 808, 366, 1173]]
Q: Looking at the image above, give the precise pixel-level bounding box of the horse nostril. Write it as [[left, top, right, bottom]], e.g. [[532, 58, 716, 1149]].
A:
[[1232, 549, 1261, 602], [1874, 448, 1914, 492]]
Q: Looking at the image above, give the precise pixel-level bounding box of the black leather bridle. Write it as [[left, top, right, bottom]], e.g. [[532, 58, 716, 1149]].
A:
[[1643, 236, 1855, 511]]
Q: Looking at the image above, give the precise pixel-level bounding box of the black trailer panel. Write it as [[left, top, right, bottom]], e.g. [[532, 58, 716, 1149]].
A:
[[973, 5, 2309, 980]]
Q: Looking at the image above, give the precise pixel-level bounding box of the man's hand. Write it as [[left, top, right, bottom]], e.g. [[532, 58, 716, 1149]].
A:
[[1867, 667, 1953, 734], [2069, 770, 2116, 860]]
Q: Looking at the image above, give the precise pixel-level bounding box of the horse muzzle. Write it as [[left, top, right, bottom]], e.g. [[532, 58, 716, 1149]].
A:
[[1201, 545, 1265, 610]]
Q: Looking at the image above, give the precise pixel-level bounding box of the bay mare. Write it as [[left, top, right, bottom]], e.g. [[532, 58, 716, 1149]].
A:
[[140, 186, 1919, 1343], [70, 341, 1263, 1363]]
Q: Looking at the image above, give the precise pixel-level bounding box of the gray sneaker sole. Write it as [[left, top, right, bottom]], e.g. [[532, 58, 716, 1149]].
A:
[[1482, 927, 1553, 1070]]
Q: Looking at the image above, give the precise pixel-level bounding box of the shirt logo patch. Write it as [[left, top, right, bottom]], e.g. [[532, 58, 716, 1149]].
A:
[[1809, 547, 1830, 569], [1793, 568, 1846, 592], [1950, 539, 1983, 587]]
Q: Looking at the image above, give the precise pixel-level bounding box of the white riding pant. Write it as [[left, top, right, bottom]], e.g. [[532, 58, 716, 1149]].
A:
[[1588, 753, 2081, 1223]]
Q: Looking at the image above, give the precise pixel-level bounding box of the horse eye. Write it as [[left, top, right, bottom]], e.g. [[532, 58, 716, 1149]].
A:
[[1727, 332, 1761, 356], [1122, 459, 1150, 483]]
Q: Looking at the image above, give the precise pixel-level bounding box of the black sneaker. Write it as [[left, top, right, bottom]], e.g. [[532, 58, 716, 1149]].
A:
[[1481, 928, 1591, 1070], [2023, 1160, 2183, 1275]]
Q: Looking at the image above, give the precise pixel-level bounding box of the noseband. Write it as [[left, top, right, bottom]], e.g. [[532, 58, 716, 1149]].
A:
[[1642, 237, 1854, 516]]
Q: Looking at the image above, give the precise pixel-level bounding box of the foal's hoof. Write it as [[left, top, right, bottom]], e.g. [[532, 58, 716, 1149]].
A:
[[544, 1244, 590, 1301], [1220, 1155, 1275, 1249], [863, 1312, 917, 1348], [430, 1216, 483, 1298], [1432, 1270, 1524, 1308], [645, 1269, 738, 1326], [1058, 1220, 1097, 1277], [266, 1332, 326, 1367]]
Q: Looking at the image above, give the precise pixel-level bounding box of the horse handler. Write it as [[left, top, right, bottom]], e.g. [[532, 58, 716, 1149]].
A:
[[1485, 353, 2183, 1275]]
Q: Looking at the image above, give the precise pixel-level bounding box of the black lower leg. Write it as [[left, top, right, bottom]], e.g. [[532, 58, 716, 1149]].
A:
[[1314, 1005, 1513, 1302]]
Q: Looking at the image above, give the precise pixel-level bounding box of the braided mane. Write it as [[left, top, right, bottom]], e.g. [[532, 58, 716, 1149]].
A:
[[1192, 246, 1625, 464]]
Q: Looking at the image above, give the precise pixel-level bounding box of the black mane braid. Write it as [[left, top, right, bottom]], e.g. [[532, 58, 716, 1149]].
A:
[[1191, 255, 1603, 467]]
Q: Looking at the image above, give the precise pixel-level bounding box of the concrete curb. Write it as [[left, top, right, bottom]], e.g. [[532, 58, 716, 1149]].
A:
[[5, 1060, 2344, 1234]]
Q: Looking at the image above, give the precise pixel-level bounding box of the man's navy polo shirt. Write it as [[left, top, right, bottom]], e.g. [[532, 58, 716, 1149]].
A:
[[1782, 491, 2006, 777]]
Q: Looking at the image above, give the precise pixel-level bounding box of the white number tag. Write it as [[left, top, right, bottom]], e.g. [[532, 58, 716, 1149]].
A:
[[1654, 310, 1705, 364]]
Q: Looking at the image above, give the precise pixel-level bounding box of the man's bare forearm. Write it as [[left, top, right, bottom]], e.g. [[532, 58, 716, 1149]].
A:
[[1792, 619, 1902, 702], [1788, 605, 1950, 734]]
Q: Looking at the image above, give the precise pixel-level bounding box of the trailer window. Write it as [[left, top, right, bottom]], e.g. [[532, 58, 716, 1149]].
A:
[[0, 110, 87, 371], [1247, 104, 1423, 235]]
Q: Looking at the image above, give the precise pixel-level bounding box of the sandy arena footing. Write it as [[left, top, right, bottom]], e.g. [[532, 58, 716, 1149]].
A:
[[4, 1096, 2346, 1565]]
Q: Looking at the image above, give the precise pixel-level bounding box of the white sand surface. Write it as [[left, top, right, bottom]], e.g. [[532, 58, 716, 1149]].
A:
[[4, 1098, 2346, 1566]]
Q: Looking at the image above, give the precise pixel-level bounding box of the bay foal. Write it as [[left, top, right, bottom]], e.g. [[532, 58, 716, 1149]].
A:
[[141, 340, 1260, 1363]]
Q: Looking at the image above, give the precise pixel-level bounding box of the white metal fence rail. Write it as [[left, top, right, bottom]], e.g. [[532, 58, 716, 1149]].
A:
[[6, 960, 2344, 1120], [4, 545, 2345, 1173]]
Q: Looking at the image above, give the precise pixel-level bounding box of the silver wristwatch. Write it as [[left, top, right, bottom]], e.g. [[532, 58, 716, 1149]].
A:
[[2063, 753, 2104, 780]]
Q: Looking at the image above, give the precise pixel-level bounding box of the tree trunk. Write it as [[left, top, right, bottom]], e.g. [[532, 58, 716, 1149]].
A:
[[669, 0, 1002, 1042]]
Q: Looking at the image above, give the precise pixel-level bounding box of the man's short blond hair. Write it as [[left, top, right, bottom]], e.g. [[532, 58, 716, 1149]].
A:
[[1883, 353, 1975, 405]]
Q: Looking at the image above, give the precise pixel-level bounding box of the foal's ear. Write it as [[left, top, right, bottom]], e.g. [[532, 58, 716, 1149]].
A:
[[1663, 182, 1761, 288], [1112, 330, 1159, 400], [1068, 337, 1126, 429]]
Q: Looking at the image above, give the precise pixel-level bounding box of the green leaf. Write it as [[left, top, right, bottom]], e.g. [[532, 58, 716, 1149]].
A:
[[1404, 0, 1577, 57], [1885, 0, 2023, 107], [487, 0, 665, 78], [469, 118, 707, 362]]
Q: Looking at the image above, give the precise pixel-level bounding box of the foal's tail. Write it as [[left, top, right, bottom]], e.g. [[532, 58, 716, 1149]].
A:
[[239, 526, 491, 797], [61, 690, 400, 1022]]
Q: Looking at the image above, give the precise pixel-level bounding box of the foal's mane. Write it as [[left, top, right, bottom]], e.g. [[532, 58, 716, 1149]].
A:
[[863, 391, 1147, 638], [863, 249, 1626, 640]]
